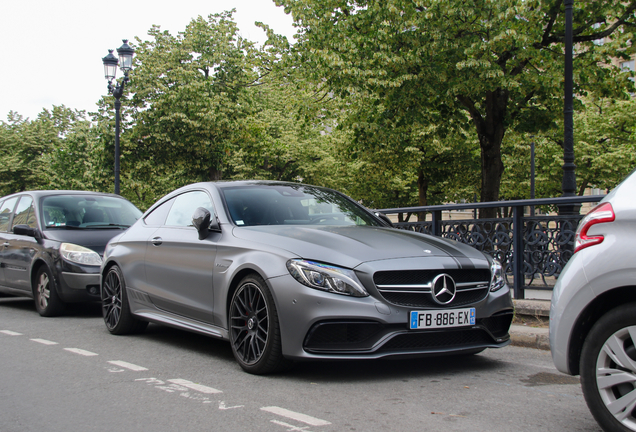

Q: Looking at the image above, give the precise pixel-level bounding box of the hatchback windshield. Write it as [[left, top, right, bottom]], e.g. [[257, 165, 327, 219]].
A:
[[221, 184, 380, 227], [41, 195, 142, 228]]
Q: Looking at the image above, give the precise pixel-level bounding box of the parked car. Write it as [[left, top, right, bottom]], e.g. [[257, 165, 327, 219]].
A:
[[101, 181, 513, 374], [550, 169, 636, 432], [0, 190, 142, 316]]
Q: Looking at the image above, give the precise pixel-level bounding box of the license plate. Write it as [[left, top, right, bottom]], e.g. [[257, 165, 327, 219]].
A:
[[409, 308, 475, 330]]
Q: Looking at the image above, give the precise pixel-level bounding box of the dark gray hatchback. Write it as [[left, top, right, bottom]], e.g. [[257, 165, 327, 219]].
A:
[[0, 190, 142, 316]]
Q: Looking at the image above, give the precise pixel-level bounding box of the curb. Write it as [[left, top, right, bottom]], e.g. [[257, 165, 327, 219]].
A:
[[509, 324, 550, 350]]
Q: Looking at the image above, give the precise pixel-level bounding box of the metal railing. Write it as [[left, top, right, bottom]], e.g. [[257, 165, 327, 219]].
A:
[[378, 196, 605, 299]]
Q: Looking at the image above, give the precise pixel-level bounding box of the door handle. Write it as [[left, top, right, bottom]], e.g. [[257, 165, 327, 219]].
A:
[[3, 242, 9, 248], [151, 237, 163, 246]]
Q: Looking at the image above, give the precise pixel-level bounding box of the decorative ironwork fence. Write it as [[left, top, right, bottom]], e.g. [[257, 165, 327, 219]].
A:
[[378, 196, 605, 299]]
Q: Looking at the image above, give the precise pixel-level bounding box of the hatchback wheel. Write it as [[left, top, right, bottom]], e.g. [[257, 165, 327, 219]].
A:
[[229, 274, 291, 374], [581, 304, 636, 432], [102, 265, 147, 335], [34, 266, 65, 317]]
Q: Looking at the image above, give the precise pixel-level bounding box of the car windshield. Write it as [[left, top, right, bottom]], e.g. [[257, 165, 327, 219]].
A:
[[221, 184, 380, 227], [41, 195, 142, 229]]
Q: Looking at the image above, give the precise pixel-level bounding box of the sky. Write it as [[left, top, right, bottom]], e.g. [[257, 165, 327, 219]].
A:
[[1, 0, 297, 121]]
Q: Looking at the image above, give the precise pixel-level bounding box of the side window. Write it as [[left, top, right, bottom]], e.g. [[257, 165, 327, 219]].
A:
[[144, 198, 175, 226], [165, 191, 214, 227], [12, 196, 36, 229], [0, 197, 18, 232]]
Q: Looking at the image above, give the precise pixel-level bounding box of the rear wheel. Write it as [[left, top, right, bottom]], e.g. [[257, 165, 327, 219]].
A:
[[580, 304, 636, 432], [101, 265, 147, 335], [229, 274, 291, 374], [33, 266, 65, 317]]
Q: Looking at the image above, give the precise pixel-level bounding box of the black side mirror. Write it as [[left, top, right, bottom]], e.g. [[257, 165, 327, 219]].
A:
[[192, 207, 221, 240], [13, 224, 41, 239], [192, 207, 211, 240]]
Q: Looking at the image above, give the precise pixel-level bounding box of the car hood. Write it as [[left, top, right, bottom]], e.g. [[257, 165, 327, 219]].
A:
[[42, 228, 127, 255], [232, 225, 488, 269]]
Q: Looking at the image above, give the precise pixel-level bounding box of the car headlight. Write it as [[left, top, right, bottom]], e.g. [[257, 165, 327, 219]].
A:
[[286, 259, 368, 297], [60, 243, 102, 266], [490, 259, 505, 292]]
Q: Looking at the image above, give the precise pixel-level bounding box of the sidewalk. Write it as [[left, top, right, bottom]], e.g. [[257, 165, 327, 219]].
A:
[[509, 299, 550, 350]]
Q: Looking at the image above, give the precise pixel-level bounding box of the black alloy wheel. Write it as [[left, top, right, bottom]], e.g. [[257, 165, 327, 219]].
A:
[[33, 266, 65, 317], [229, 274, 290, 374], [101, 265, 147, 335]]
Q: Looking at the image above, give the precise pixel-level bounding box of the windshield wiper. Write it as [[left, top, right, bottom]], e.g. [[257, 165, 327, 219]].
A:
[[84, 224, 130, 229], [45, 225, 85, 230]]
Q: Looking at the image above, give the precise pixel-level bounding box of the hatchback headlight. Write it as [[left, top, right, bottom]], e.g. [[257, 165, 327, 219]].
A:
[[490, 259, 505, 292], [287, 259, 368, 297], [60, 243, 102, 266]]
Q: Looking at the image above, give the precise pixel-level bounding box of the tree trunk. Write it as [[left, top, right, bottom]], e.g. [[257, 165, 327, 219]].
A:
[[479, 137, 505, 219], [208, 167, 222, 181], [458, 89, 508, 219]]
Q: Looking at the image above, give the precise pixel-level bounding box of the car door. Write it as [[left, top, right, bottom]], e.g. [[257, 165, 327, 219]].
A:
[[3, 195, 39, 291], [143, 190, 218, 324], [0, 197, 19, 288]]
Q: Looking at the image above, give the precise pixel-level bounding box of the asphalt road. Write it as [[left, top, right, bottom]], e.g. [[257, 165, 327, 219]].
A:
[[0, 296, 600, 432]]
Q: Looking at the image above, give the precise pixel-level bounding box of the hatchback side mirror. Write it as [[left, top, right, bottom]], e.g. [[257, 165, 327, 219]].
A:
[[13, 224, 41, 239], [192, 207, 221, 240]]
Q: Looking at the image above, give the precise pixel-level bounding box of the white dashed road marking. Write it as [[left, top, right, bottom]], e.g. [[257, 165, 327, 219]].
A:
[[107, 360, 148, 371], [1, 330, 22, 336], [64, 348, 98, 357], [261, 407, 331, 426], [30, 338, 58, 345], [168, 379, 222, 394]]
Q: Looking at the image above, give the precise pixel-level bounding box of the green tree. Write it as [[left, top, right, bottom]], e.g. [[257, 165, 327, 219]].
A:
[[126, 11, 260, 190], [0, 111, 55, 195], [276, 0, 636, 216], [501, 96, 636, 203], [40, 106, 109, 192]]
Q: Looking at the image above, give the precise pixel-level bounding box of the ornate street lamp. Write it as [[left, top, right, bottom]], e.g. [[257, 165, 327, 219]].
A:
[[102, 39, 134, 195]]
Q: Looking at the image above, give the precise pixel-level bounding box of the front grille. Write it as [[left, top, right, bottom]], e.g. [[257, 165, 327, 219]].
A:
[[373, 269, 491, 308]]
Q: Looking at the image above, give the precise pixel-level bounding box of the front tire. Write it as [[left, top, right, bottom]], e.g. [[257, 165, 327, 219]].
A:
[[229, 274, 291, 374], [581, 304, 636, 432], [33, 266, 65, 317], [101, 265, 147, 335]]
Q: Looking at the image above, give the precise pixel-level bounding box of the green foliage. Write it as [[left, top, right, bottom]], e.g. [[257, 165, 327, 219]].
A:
[[501, 96, 636, 201], [0, 106, 106, 196], [276, 0, 636, 212], [126, 12, 258, 186], [0, 112, 55, 195]]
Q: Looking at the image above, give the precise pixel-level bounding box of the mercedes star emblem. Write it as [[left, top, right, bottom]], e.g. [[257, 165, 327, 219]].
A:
[[432, 273, 457, 305]]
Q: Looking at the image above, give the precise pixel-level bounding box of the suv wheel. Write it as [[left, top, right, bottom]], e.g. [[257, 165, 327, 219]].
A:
[[33, 266, 65, 317], [581, 303, 636, 432]]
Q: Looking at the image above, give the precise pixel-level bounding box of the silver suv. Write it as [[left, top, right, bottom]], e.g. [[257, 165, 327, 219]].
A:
[[550, 169, 636, 432]]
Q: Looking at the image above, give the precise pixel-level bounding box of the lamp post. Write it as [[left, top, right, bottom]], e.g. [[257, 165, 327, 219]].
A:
[[560, 0, 579, 215], [102, 39, 134, 195]]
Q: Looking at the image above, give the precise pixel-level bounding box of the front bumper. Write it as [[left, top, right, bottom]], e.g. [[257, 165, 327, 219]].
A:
[[57, 267, 101, 303], [271, 273, 513, 360]]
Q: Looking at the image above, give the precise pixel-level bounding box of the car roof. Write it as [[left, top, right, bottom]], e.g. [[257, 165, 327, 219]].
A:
[[0, 190, 123, 201]]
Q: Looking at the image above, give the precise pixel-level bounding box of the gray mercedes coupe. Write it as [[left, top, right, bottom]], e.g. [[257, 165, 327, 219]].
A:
[[101, 181, 513, 374]]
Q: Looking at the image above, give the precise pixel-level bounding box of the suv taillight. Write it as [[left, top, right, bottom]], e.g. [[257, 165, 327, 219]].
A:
[[574, 202, 615, 254]]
